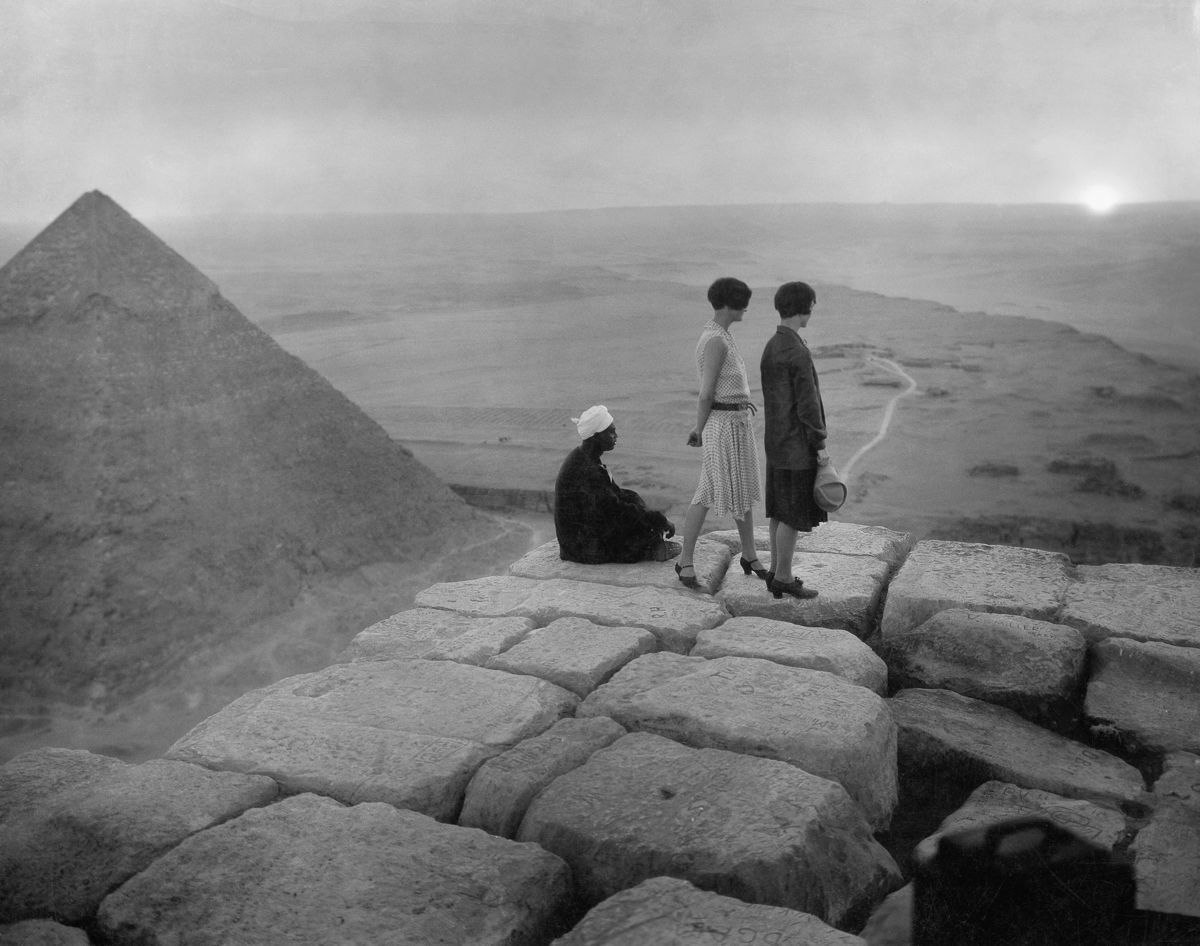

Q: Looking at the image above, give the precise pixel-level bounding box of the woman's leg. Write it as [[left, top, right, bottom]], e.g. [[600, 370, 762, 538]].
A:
[[734, 509, 757, 563], [679, 502, 709, 568]]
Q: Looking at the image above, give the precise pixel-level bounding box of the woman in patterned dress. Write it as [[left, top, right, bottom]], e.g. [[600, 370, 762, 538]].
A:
[[676, 277, 767, 589]]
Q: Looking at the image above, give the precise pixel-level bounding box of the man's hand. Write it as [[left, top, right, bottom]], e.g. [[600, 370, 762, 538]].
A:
[[687, 430, 701, 447], [652, 512, 676, 539]]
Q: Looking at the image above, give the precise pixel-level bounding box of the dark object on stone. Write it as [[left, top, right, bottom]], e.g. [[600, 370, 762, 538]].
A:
[[912, 817, 1136, 946]]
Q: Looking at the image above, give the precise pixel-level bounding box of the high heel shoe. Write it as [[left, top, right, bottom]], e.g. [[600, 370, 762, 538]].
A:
[[675, 563, 700, 590], [768, 577, 819, 600], [739, 557, 769, 581]]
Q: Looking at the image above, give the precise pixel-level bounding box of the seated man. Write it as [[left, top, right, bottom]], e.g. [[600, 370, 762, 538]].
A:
[[555, 405, 679, 564]]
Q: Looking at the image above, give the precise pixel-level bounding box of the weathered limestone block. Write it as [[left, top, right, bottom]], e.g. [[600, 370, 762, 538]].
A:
[[881, 609, 1087, 729], [880, 541, 1073, 639], [417, 576, 729, 653], [1130, 800, 1200, 917], [718, 552, 891, 639], [1062, 563, 1200, 648], [338, 608, 535, 665], [0, 920, 91, 946], [891, 688, 1146, 808], [1153, 752, 1200, 811], [416, 574, 544, 616], [707, 521, 915, 568], [1085, 638, 1200, 756], [858, 883, 912, 946], [913, 780, 1128, 863], [691, 616, 888, 694], [460, 716, 627, 838], [518, 733, 901, 929], [166, 660, 577, 821], [550, 876, 866, 945], [578, 653, 897, 828], [0, 748, 277, 924], [486, 617, 658, 697], [509, 536, 732, 595], [97, 793, 573, 945]]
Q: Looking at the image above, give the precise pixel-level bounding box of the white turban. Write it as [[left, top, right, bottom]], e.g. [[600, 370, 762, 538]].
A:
[[572, 405, 614, 439]]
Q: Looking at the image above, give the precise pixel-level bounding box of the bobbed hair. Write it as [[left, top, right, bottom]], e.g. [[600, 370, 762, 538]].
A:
[[774, 281, 816, 318], [707, 277, 752, 311]]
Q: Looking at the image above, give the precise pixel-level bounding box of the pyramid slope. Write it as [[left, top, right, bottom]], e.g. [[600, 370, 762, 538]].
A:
[[0, 192, 512, 706]]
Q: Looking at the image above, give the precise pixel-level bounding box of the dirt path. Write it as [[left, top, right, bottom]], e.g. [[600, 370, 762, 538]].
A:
[[842, 354, 919, 479]]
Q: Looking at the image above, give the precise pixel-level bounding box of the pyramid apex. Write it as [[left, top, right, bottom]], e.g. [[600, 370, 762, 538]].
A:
[[1, 190, 215, 321]]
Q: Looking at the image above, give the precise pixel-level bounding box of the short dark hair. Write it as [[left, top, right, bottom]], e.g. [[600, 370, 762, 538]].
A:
[[707, 277, 752, 311], [774, 281, 816, 318]]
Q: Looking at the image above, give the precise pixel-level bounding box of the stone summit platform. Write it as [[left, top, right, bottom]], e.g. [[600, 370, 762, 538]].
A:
[[4, 522, 1200, 944]]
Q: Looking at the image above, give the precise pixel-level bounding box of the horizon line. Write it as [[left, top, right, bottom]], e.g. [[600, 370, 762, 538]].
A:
[[5, 196, 1200, 228]]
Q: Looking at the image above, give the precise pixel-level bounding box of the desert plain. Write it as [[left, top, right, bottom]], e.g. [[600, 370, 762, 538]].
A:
[[163, 203, 1200, 566], [1, 201, 1197, 762]]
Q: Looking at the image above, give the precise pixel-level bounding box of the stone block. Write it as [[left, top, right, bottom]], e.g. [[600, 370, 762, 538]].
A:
[[1152, 752, 1200, 811], [913, 780, 1128, 863], [0, 748, 277, 924], [890, 688, 1146, 809], [550, 876, 866, 945], [415, 574, 545, 617], [1062, 563, 1200, 648], [508, 536, 732, 595], [717, 552, 891, 639], [486, 617, 658, 697], [691, 616, 887, 694], [166, 660, 577, 821], [880, 540, 1073, 639], [0, 921, 91, 946], [1131, 801, 1200, 918], [1085, 637, 1200, 756], [97, 793, 573, 945], [338, 608, 535, 665], [857, 883, 913, 946], [578, 653, 897, 828], [417, 576, 729, 653], [518, 732, 901, 930], [881, 609, 1087, 729], [707, 520, 915, 568], [460, 716, 627, 839]]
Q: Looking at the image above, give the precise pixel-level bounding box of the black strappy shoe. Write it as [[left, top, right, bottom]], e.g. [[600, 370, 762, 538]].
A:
[[768, 577, 819, 600], [739, 557, 769, 580], [675, 563, 700, 590]]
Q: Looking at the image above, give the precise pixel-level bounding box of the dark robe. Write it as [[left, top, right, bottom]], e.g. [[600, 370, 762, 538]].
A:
[[554, 443, 664, 563]]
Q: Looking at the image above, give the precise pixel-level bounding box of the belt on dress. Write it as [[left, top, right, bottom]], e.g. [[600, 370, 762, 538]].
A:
[[710, 402, 750, 411]]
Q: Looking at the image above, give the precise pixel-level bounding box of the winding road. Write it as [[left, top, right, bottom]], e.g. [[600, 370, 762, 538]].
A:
[[841, 355, 919, 479]]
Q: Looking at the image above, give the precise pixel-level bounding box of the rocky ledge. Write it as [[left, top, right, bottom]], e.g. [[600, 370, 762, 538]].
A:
[[2, 522, 1199, 944]]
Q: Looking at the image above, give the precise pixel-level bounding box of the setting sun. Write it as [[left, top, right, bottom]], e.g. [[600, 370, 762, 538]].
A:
[[1081, 185, 1121, 214]]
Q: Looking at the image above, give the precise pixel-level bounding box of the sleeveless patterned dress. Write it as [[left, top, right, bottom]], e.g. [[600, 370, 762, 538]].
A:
[[690, 321, 761, 518]]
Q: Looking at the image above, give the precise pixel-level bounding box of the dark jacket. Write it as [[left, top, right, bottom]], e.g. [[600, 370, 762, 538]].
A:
[[554, 444, 664, 563], [760, 325, 827, 469]]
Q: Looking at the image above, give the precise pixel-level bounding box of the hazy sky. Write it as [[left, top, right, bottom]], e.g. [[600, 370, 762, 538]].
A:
[[4, 0, 1200, 221]]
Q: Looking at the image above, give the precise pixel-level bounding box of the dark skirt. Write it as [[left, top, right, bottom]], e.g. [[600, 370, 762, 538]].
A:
[[764, 464, 828, 532]]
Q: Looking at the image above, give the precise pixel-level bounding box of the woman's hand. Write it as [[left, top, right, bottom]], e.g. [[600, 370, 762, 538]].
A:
[[687, 430, 702, 447]]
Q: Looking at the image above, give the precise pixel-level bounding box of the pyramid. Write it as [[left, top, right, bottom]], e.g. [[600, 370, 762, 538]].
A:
[[0, 191, 519, 711]]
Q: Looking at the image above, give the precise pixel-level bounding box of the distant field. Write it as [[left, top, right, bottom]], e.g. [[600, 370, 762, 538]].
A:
[[4, 202, 1198, 560]]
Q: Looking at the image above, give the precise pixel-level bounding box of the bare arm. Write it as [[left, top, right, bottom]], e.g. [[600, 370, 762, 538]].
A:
[[689, 335, 727, 447]]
